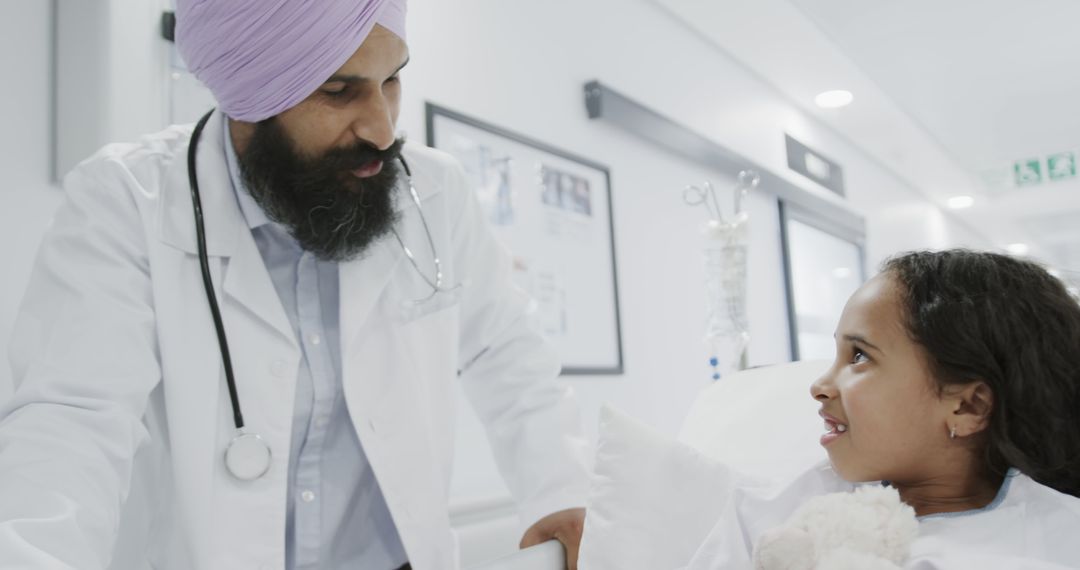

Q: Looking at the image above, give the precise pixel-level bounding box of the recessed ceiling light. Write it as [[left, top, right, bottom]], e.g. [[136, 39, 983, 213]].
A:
[[946, 195, 975, 209], [1006, 243, 1029, 256], [814, 90, 854, 109]]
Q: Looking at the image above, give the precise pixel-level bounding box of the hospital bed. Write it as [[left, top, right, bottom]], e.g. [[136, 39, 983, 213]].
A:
[[469, 540, 567, 570], [464, 360, 829, 569]]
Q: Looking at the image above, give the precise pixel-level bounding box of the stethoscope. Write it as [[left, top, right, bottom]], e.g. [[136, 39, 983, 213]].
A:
[[187, 109, 459, 480]]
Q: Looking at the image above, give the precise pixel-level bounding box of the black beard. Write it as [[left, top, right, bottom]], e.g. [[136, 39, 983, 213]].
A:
[[236, 119, 405, 262]]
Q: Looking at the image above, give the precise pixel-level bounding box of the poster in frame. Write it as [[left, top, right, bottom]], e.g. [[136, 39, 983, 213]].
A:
[[426, 103, 624, 375]]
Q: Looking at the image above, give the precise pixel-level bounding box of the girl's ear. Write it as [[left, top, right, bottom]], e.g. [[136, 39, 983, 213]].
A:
[[947, 381, 993, 438]]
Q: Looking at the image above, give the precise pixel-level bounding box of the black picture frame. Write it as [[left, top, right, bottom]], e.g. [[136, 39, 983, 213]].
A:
[[426, 103, 624, 375]]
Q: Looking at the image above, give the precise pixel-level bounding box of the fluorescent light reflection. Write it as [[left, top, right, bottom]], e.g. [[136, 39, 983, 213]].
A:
[[814, 90, 854, 109], [946, 195, 975, 209]]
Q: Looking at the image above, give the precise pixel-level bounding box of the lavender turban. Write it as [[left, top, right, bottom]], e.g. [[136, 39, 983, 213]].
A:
[[176, 0, 407, 122]]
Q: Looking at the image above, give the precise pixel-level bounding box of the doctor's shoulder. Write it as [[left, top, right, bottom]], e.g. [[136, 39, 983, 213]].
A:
[[61, 123, 195, 207]]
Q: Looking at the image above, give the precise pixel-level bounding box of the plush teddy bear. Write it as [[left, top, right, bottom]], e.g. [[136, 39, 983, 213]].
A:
[[752, 485, 919, 570]]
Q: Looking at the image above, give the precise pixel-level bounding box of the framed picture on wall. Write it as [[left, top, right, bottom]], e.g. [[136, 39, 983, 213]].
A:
[[426, 103, 624, 375]]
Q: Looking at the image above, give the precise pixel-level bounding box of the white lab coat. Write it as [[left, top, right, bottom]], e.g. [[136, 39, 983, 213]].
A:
[[0, 111, 589, 570], [684, 462, 1080, 570]]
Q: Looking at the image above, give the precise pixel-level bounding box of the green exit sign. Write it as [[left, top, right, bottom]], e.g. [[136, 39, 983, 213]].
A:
[[1048, 152, 1076, 181], [1014, 159, 1042, 186]]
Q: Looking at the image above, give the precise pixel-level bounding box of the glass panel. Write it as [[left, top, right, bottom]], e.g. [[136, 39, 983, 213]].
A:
[[787, 218, 863, 360]]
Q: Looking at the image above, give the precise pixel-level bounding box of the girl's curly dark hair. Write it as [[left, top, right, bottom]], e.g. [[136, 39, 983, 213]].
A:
[[883, 249, 1080, 497]]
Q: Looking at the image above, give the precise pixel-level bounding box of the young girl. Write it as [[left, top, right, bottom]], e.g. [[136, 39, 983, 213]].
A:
[[686, 249, 1080, 569]]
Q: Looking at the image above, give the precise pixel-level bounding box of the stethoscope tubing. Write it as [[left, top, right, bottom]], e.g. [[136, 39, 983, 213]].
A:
[[188, 109, 246, 431]]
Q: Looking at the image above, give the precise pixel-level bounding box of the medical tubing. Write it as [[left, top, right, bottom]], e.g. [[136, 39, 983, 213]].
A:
[[188, 109, 246, 430]]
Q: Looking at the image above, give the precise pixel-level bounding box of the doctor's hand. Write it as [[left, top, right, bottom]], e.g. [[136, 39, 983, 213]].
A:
[[520, 507, 586, 570]]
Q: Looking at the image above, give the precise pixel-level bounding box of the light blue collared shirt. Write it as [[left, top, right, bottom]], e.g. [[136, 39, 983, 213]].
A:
[[222, 116, 408, 570]]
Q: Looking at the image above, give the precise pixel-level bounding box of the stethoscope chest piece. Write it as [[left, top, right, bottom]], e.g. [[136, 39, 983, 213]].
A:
[[225, 430, 272, 481]]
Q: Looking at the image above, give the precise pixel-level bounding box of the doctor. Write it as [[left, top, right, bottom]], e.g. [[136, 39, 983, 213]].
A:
[[0, 1, 589, 569]]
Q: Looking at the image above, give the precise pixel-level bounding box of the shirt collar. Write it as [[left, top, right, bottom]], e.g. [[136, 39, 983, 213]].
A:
[[222, 113, 273, 230]]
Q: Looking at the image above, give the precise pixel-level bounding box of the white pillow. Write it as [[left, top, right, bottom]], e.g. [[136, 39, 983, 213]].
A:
[[678, 360, 829, 479], [577, 406, 751, 570]]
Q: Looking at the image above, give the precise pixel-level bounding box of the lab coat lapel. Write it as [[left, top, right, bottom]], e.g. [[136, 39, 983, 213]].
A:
[[157, 110, 239, 258], [157, 109, 295, 347], [338, 232, 404, 353], [221, 233, 297, 348], [338, 151, 444, 350]]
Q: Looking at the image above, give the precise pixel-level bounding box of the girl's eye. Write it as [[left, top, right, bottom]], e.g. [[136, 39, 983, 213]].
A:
[[851, 348, 869, 364]]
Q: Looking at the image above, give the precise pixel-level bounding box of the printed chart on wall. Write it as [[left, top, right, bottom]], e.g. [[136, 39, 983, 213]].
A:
[[426, 103, 623, 374]]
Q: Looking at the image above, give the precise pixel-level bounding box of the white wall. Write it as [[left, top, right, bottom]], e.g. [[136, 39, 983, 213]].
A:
[[54, 0, 169, 178], [0, 1, 64, 402]]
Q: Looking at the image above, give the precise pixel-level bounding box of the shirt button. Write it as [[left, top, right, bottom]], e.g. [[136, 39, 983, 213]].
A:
[[310, 334, 321, 345], [301, 490, 315, 503]]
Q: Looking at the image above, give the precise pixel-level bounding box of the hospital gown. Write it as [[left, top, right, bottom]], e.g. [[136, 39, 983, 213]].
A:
[[683, 461, 1080, 570]]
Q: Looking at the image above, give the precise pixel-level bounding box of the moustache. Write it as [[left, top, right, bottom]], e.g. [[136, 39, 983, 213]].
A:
[[316, 137, 406, 173]]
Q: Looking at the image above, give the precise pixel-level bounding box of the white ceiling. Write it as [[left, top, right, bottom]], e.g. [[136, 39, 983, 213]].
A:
[[788, 0, 1080, 273], [789, 0, 1080, 172], [655, 0, 1080, 274]]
